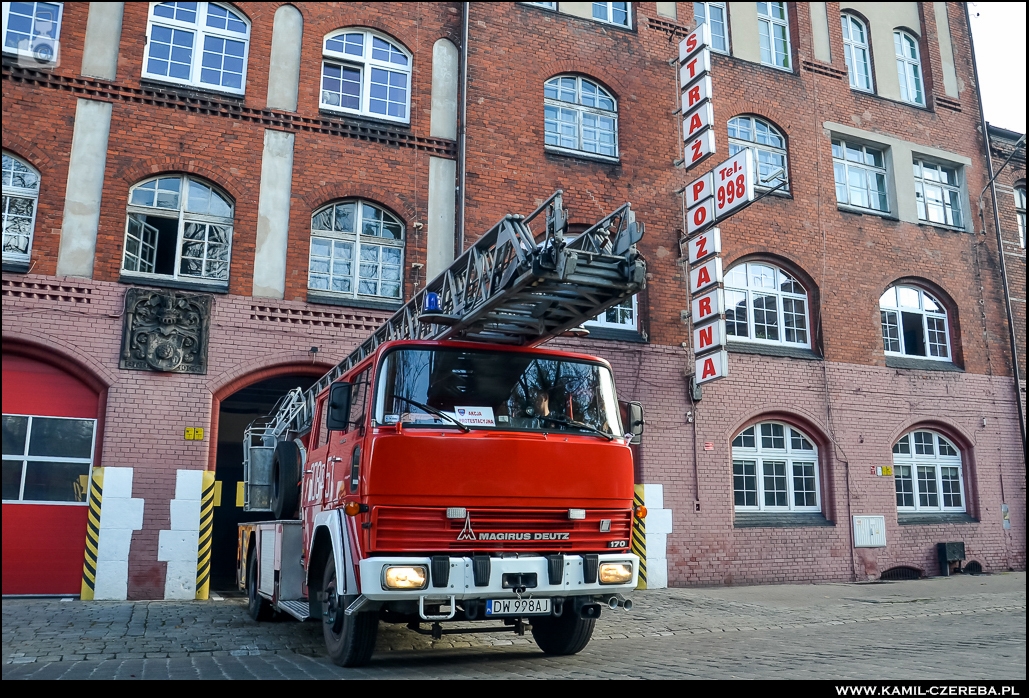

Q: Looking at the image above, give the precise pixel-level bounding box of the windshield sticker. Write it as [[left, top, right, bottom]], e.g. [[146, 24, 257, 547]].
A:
[[383, 414, 400, 425], [454, 406, 496, 427]]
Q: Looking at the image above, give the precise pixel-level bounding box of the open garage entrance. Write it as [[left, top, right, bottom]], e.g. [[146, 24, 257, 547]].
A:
[[211, 374, 318, 592]]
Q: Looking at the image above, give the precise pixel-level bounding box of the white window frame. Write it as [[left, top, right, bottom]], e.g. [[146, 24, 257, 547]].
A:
[[724, 261, 810, 348], [1015, 185, 1026, 249], [879, 284, 952, 362], [832, 138, 889, 213], [1, 1, 62, 64], [694, 2, 729, 54], [308, 199, 405, 301], [586, 295, 638, 331], [757, 2, 791, 71], [121, 174, 235, 288], [913, 159, 965, 230], [591, 2, 631, 27], [2, 413, 96, 506], [894, 30, 925, 106], [2, 151, 40, 266], [544, 75, 619, 161], [142, 2, 251, 96], [524, 2, 557, 8], [732, 421, 821, 513], [841, 13, 872, 93], [893, 430, 965, 513], [320, 29, 412, 124], [728, 115, 789, 190]]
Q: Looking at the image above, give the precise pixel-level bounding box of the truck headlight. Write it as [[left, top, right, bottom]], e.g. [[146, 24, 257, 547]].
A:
[[598, 561, 633, 584], [382, 565, 428, 590]]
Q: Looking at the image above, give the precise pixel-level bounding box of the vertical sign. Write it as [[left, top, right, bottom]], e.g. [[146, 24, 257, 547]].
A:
[[679, 24, 714, 169]]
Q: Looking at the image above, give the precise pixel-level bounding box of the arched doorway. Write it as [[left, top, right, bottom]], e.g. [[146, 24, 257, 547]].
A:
[[2, 351, 105, 595], [211, 374, 318, 591]]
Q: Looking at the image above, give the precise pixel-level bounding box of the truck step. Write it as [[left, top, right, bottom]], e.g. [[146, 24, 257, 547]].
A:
[[277, 599, 310, 621]]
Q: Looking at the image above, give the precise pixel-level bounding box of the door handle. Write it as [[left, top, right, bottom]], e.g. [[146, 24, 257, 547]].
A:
[[328, 456, 343, 463]]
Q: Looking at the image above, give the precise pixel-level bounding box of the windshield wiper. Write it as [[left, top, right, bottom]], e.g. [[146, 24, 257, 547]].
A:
[[393, 396, 471, 432], [540, 415, 614, 441]]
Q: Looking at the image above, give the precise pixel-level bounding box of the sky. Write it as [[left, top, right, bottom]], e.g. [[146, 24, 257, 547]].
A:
[[967, 2, 1027, 133]]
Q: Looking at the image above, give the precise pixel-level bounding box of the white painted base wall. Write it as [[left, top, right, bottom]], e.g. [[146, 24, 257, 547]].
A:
[[643, 483, 672, 590], [92, 467, 144, 600], [158, 470, 203, 600]]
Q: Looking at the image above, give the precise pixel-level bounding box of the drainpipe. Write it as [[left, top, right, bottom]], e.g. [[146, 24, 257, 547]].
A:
[[965, 4, 1027, 451], [458, 2, 470, 252]]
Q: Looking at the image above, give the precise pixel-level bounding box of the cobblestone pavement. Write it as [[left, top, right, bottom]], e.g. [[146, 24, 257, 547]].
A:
[[3, 572, 1024, 679]]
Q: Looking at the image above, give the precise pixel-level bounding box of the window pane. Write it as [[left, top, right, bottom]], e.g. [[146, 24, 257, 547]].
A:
[[900, 312, 926, 356], [22, 461, 90, 502], [27, 418, 94, 459], [881, 310, 901, 353], [940, 466, 962, 507], [793, 462, 817, 507], [2, 415, 29, 455], [895, 465, 914, 507], [733, 460, 757, 507], [752, 294, 779, 341], [724, 289, 748, 338], [760, 423, 785, 449], [917, 466, 938, 507], [763, 461, 787, 507], [2, 459, 22, 500], [732, 426, 755, 449]]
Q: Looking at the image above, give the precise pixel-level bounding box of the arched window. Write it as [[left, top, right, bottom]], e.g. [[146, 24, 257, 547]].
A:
[[308, 200, 404, 300], [2, 152, 40, 267], [893, 430, 965, 512], [320, 29, 412, 123], [727, 116, 788, 189], [122, 175, 234, 286], [879, 284, 951, 360], [732, 421, 820, 512], [894, 30, 924, 106], [841, 14, 872, 92], [724, 262, 810, 347], [1012, 184, 1020, 250], [143, 2, 251, 95], [544, 75, 618, 159]]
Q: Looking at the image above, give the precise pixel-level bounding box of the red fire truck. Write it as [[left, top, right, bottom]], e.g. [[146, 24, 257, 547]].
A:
[[238, 193, 647, 666]]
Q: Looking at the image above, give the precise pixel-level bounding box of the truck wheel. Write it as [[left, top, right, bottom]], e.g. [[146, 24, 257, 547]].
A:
[[531, 611, 596, 655], [321, 552, 378, 667], [271, 440, 301, 520], [246, 546, 272, 621]]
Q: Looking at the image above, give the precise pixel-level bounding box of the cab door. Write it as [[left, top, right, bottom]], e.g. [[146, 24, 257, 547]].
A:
[[325, 367, 371, 510], [302, 395, 331, 558]]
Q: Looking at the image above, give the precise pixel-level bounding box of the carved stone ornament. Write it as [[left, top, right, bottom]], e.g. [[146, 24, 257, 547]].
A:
[[119, 288, 212, 374]]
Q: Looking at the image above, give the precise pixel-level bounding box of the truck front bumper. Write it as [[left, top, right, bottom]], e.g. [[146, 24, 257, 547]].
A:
[[358, 552, 639, 601]]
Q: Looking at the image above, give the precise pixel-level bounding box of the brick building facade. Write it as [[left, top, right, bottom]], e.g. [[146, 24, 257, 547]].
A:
[[2, 2, 1024, 599]]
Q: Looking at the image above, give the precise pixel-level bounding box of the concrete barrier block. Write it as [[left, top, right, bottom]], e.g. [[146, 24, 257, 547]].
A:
[[174, 469, 204, 501], [646, 508, 674, 534], [643, 483, 664, 509], [645, 532, 667, 559], [164, 559, 197, 600], [100, 466, 134, 498], [100, 497, 144, 531], [158, 529, 198, 562], [169, 499, 201, 531], [96, 527, 134, 562], [92, 560, 129, 600], [646, 557, 668, 589]]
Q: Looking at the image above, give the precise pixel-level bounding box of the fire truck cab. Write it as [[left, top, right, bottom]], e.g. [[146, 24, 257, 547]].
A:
[[239, 338, 644, 666]]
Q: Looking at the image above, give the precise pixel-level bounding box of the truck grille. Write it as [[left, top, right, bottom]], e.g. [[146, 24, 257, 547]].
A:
[[370, 506, 632, 553]]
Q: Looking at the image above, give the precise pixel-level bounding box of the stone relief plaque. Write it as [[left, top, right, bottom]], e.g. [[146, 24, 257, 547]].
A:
[[119, 288, 212, 374]]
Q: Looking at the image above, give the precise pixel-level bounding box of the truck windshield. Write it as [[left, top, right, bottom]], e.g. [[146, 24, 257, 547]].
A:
[[374, 348, 622, 436]]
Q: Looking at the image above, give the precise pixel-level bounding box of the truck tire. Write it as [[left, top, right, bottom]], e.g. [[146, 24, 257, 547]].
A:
[[271, 440, 301, 520], [246, 546, 272, 621], [531, 611, 596, 655], [321, 551, 378, 667]]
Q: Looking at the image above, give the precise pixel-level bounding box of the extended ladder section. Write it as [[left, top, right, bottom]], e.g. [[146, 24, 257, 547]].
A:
[[243, 192, 645, 510]]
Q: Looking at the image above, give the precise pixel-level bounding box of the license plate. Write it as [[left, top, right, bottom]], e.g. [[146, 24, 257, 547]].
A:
[[485, 598, 551, 616]]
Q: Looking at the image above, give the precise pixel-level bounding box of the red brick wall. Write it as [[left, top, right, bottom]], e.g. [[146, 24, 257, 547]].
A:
[[2, 2, 1024, 596]]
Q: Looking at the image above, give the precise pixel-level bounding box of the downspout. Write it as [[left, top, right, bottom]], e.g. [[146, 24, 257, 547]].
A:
[[458, 2, 470, 252], [965, 3, 1027, 451]]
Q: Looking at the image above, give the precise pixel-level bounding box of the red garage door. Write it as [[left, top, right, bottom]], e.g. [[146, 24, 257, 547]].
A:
[[2, 354, 101, 595]]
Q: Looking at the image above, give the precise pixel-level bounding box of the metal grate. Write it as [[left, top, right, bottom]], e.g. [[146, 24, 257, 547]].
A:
[[880, 566, 922, 581], [963, 560, 983, 575]]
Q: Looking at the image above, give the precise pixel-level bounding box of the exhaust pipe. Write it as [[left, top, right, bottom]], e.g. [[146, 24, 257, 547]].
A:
[[622, 598, 633, 611], [605, 595, 634, 611], [608, 597, 620, 610]]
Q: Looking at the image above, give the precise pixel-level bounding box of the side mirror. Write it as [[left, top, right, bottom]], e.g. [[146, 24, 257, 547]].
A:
[[627, 402, 644, 443], [326, 382, 352, 431]]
